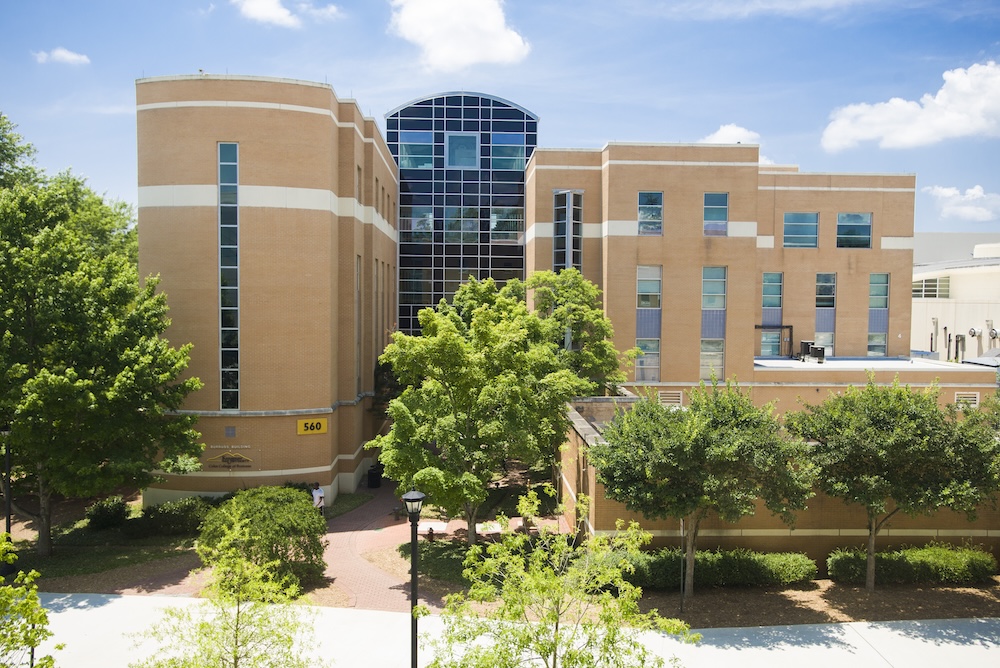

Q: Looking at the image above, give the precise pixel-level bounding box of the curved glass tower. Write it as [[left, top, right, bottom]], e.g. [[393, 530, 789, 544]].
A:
[[386, 92, 538, 333]]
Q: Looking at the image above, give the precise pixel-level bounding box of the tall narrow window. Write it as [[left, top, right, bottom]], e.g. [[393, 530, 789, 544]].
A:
[[868, 273, 889, 357], [869, 273, 889, 309], [702, 267, 727, 309], [837, 212, 872, 248], [703, 192, 728, 236], [637, 265, 662, 308], [638, 191, 663, 235], [553, 190, 582, 271], [219, 143, 239, 410], [635, 339, 660, 382], [700, 339, 724, 380], [816, 273, 836, 308], [762, 272, 783, 308], [783, 212, 818, 248]]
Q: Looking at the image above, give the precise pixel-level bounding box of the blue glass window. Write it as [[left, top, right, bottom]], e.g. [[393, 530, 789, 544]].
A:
[[783, 212, 819, 248]]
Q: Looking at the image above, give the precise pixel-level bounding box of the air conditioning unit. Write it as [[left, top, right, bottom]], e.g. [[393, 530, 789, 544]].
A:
[[969, 327, 982, 337]]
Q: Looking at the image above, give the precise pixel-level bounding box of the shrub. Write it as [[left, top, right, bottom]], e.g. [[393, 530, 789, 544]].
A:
[[624, 547, 817, 590], [828, 543, 998, 585], [198, 486, 328, 587], [85, 495, 129, 531], [145, 496, 214, 536]]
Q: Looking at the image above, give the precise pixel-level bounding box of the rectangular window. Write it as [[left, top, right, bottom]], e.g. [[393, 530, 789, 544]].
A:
[[760, 330, 782, 356], [703, 192, 728, 236], [702, 267, 727, 310], [837, 212, 872, 248], [444, 206, 478, 243], [637, 265, 662, 308], [218, 142, 239, 411], [553, 190, 583, 271], [783, 212, 819, 248], [816, 273, 836, 308], [399, 131, 434, 169], [638, 191, 663, 235], [446, 133, 478, 168], [400, 206, 433, 242], [815, 331, 834, 357], [869, 273, 889, 309], [912, 276, 950, 298], [489, 207, 523, 242], [635, 339, 660, 382], [762, 272, 783, 308], [867, 333, 887, 357], [700, 339, 724, 380], [491, 133, 526, 170]]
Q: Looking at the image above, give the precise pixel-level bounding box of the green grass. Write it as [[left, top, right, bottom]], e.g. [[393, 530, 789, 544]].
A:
[[399, 539, 470, 584], [327, 492, 374, 519], [15, 543, 193, 580]]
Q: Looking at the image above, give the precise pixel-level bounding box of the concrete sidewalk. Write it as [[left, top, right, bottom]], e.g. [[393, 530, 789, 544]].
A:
[[38, 592, 1000, 667]]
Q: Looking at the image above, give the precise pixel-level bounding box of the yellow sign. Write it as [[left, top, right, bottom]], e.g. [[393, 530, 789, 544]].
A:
[[297, 418, 328, 435]]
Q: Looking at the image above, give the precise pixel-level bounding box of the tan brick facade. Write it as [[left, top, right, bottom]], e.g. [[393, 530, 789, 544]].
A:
[[137, 75, 397, 504]]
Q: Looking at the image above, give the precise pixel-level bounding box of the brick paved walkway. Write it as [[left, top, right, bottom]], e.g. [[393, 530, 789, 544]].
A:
[[323, 482, 416, 612]]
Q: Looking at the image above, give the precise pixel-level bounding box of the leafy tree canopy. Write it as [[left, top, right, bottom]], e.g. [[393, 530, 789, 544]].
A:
[[785, 377, 1000, 591], [367, 277, 590, 543], [590, 380, 815, 597]]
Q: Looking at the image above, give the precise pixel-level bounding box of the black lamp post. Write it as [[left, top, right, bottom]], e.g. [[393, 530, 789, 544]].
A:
[[402, 489, 426, 668], [1, 427, 10, 536]]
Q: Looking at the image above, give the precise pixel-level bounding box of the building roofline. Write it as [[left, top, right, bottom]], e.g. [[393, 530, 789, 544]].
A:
[[385, 91, 539, 121]]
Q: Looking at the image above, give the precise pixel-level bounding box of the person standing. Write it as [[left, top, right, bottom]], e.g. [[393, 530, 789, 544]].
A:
[[312, 482, 325, 516]]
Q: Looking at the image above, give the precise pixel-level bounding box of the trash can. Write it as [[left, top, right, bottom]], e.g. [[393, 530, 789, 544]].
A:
[[367, 466, 382, 488]]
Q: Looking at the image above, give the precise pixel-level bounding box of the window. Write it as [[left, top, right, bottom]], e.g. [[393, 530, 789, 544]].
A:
[[218, 142, 239, 410], [637, 265, 662, 308], [783, 212, 818, 248], [703, 192, 728, 236], [489, 207, 524, 242], [400, 206, 433, 242], [700, 339, 724, 380], [446, 133, 478, 168], [702, 267, 727, 309], [760, 330, 782, 356], [837, 212, 872, 248], [867, 333, 887, 357], [816, 273, 836, 308], [638, 192, 663, 235], [491, 133, 526, 170], [912, 276, 950, 298], [814, 331, 834, 357], [553, 190, 583, 271], [444, 206, 478, 243], [398, 131, 433, 169], [762, 272, 782, 308], [635, 339, 660, 382], [869, 273, 889, 309]]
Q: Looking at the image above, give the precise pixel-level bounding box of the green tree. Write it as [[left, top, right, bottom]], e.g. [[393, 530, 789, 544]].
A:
[[590, 381, 815, 598], [367, 277, 590, 544], [427, 491, 695, 668], [0, 175, 202, 557], [785, 378, 1000, 592], [0, 113, 39, 188], [132, 520, 322, 668], [198, 487, 328, 587], [525, 268, 636, 395], [0, 537, 59, 667]]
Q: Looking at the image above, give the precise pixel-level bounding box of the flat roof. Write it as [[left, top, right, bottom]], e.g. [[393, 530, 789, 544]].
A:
[[753, 357, 992, 372]]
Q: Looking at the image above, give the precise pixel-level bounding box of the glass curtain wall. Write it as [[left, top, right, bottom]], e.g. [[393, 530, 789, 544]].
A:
[[387, 93, 539, 334]]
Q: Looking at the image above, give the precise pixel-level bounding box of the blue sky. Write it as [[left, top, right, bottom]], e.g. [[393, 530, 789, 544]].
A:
[[3, 0, 1000, 233]]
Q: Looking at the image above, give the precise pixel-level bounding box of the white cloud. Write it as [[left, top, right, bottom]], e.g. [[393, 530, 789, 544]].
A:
[[699, 123, 760, 144], [228, 0, 341, 27], [230, 0, 301, 27], [33, 47, 90, 66], [389, 0, 530, 72], [297, 1, 341, 21], [698, 123, 774, 163], [822, 60, 1000, 152], [923, 184, 1000, 223]]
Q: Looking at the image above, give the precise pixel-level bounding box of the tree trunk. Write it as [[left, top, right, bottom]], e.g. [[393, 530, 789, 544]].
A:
[[36, 476, 53, 557], [865, 515, 877, 593], [465, 504, 479, 545], [683, 514, 700, 599]]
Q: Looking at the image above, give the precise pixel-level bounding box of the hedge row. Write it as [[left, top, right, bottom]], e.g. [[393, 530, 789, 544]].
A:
[[623, 548, 818, 590], [828, 543, 998, 585]]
